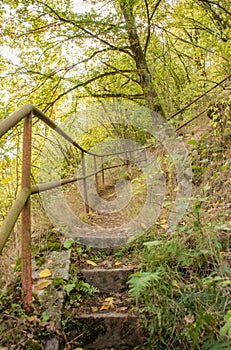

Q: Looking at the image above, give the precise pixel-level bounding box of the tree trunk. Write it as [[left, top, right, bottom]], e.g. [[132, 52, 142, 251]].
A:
[[119, 1, 164, 115]]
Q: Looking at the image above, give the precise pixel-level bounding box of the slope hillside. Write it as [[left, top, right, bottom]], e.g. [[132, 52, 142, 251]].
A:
[[0, 99, 230, 349]]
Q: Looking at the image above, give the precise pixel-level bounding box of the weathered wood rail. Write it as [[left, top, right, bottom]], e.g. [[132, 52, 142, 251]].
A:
[[0, 104, 146, 312]]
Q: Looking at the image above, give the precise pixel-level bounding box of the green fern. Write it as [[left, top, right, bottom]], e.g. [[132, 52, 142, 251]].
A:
[[128, 270, 163, 304], [202, 338, 231, 350]]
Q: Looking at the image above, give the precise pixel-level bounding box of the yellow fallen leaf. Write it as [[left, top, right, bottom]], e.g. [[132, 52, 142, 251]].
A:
[[115, 262, 122, 266], [36, 280, 52, 290], [105, 297, 114, 302], [91, 306, 98, 312], [92, 222, 100, 226], [100, 304, 109, 311], [86, 260, 97, 266], [100, 297, 114, 311], [39, 269, 52, 278], [171, 280, 180, 288]]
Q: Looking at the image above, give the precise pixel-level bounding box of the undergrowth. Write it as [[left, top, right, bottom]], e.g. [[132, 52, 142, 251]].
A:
[[127, 212, 231, 349]]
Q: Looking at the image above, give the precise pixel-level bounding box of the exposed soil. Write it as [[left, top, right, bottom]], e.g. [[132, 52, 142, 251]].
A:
[[72, 291, 136, 316]]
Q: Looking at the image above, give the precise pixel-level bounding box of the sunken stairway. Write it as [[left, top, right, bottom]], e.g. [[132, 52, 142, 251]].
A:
[[32, 247, 144, 349]]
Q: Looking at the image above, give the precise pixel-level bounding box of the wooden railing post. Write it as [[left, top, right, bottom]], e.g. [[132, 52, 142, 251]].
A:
[[81, 151, 89, 214], [94, 155, 99, 192], [21, 112, 32, 313]]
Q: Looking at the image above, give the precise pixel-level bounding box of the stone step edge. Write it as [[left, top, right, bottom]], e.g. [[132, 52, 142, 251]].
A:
[[72, 235, 131, 248], [74, 311, 143, 349], [81, 267, 135, 292], [80, 267, 135, 272], [77, 312, 139, 318]]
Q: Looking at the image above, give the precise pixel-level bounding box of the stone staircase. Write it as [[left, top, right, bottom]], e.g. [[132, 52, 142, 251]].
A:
[[76, 263, 142, 349], [32, 246, 144, 349]]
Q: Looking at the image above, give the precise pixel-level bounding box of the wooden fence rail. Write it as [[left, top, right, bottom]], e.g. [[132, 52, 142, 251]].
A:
[[0, 104, 145, 312]]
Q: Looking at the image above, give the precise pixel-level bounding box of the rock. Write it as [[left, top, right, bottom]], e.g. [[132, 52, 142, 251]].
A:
[[45, 337, 59, 350]]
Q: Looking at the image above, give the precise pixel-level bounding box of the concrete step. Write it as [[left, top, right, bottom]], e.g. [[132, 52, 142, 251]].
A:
[[31, 247, 143, 349], [73, 234, 130, 249], [74, 264, 143, 348], [81, 266, 134, 292], [71, 312, 143, 349]]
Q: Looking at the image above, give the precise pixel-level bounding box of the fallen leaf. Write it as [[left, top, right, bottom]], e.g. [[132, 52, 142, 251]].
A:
[[100, 305, 109, 311], [171, 280, 180, 288], [86, 260, 97, 266], [100, 297, 114, 311], [46, 320, 55, 331], [39, 269, 52, 278], [160, 224, 167, 229], [184, 314, 195, 325], [36, 280, 52, 290], [118, 306, 128, 312], [105, 297, 114, 302], [28, 315, 39, 324], [92, 222, 100, 226], [91, 306, 98, 312], [115, 261, 122, 266]]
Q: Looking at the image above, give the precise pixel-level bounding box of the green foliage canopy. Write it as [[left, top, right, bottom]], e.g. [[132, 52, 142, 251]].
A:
[[1, 0, 230, 116]]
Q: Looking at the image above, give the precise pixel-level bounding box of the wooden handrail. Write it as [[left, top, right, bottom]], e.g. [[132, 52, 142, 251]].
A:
[[0, 104, 146, 245], [168, 74, 231, 120], [0, 104, 148, 311], [30, 161, 137, 194], [0, 188, 31, 254], [0, 104, 145, 157], [0, 104, 93, 155]]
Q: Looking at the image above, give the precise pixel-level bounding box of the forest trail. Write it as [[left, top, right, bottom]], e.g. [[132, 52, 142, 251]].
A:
[[1, 96, 231, 349]]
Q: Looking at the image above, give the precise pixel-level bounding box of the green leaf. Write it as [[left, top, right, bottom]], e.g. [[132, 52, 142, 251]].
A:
[[63, 238, 74, 249], [128, 270, 163, 304], [143, 240, 162, 250], [202, 184, 211, 192], [42, 311, 50, 322], [220, 310, 231, 338], [1, 177, 13, 185], [65, 283, 76, 295], [187, 139, 198, 146]]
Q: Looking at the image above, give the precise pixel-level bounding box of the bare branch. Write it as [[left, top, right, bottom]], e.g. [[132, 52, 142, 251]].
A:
[[44, 70, 137, 111], [197, 0, 231, 16], [150, 0, 163, 21], [155, 24, 229, 62]]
